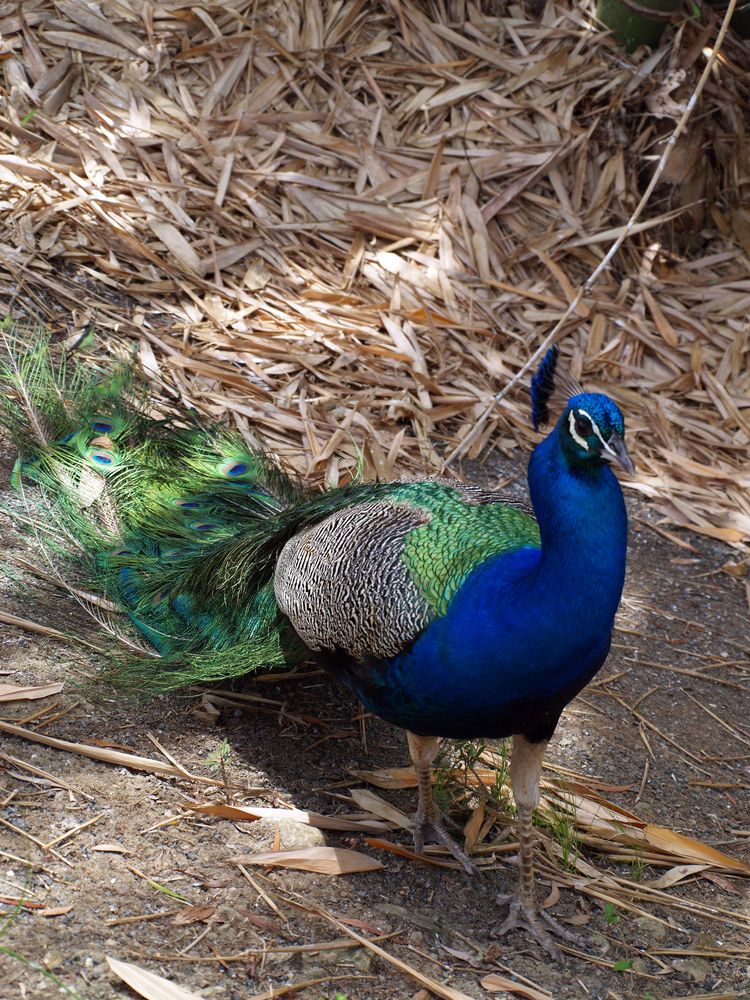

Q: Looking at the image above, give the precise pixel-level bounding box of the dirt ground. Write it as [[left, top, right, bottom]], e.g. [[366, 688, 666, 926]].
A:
[[1, 440, 749, 1000]]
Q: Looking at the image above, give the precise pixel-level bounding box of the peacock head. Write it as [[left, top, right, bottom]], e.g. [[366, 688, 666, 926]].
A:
[[531, 346, 634, 476], [559, 393, 633, 475]]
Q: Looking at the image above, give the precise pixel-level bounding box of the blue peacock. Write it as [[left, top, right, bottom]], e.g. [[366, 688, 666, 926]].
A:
[[0, 324, 633, 957]]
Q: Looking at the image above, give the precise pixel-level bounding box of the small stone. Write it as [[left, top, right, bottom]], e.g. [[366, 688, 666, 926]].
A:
[[378, 902, 443, 934], [672, 957, 711, 983], [304, 947, 372, 972], [634, 916, 668, 942], [338, 947, 372, 973], [588, 931, 609, 955], [691, 932, 719, 949], [261, 952, 294, 971], [300, 965, 325, 980], [251, 817, 326, 850]]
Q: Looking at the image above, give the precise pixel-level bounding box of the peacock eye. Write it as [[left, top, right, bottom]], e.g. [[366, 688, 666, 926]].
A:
[[574, 415, 592, 438]]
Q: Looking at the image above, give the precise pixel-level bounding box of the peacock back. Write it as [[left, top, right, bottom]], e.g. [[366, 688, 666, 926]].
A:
[[0, 323, 542, 694]]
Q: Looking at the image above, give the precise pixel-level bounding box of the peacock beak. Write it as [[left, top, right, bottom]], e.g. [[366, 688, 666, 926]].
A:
[[603, 432, 635, 478]]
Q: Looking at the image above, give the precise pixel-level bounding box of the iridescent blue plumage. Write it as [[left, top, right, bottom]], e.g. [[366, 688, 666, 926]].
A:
[[343, 399, 628, 742], [567, 392, 624, 438]]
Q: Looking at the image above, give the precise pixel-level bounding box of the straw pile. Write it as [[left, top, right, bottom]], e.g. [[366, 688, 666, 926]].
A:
[[1, 1, 748, 546]]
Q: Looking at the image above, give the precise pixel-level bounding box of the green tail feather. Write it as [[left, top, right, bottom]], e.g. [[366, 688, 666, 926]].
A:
[[0, 319, 312, 690]]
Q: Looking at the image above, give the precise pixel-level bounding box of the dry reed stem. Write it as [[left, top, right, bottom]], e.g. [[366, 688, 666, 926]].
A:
[[0, 2, 748, 546]]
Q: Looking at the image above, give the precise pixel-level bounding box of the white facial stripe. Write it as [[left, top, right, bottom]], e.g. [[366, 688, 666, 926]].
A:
[[568, 409, 589, 450], [578, 408, 605, 446], [574, 407, 619, 457]]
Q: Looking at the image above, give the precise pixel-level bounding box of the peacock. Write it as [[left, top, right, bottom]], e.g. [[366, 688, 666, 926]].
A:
[[0, 323, 633, 957]]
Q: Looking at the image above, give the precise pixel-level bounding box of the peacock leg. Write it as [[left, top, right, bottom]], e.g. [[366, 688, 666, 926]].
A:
[[406, 731, 479, 876], [493, 734, 587, 959]]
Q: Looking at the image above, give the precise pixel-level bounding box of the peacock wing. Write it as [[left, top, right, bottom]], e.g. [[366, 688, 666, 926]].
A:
[[274, 480, 540, 662]]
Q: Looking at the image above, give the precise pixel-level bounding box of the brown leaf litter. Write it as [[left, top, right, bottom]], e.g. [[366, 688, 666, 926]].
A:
[[0, 1, 748, 550]]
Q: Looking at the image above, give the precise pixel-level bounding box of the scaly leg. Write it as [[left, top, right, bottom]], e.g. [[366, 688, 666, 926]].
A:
[[406, 731, 479, 876], [492, 734, 587, 959]]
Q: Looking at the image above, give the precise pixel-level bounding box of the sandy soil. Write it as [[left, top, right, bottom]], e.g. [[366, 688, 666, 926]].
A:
[[1, 443, 749, 1000]]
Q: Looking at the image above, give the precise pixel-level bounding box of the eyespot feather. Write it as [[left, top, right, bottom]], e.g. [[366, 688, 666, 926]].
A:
[[217, 458, 251, 478], [84, 447, 118, 469]]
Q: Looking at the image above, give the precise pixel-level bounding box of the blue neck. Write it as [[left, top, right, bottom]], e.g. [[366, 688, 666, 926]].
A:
[[348, 423, 629, 740], [527, 429, 627, 623]]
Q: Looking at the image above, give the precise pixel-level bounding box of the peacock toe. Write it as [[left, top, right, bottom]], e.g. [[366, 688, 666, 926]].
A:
[[492, 894, 588, 959]]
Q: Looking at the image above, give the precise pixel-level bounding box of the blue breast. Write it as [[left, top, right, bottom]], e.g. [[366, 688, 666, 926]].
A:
[[350, 434, 628, 740]]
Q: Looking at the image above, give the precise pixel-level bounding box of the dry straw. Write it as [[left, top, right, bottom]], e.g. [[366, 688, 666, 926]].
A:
[[0, 1, 748, 547]]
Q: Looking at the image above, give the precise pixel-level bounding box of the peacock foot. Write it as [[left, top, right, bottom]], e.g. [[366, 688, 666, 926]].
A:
[[492, 893, 588, 960], [412, 813, 480, 876]]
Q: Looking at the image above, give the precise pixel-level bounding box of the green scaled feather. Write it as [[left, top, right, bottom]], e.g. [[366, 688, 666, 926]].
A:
[[388, 482, 539, 616]]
